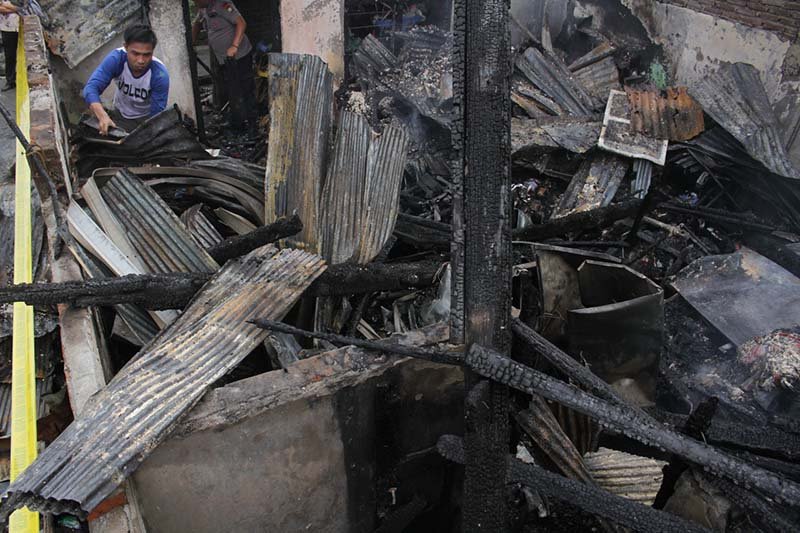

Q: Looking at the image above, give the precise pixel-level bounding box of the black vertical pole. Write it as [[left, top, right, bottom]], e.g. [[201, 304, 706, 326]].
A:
[[455, 0, 512, 530], [181, 0, 207, 142]]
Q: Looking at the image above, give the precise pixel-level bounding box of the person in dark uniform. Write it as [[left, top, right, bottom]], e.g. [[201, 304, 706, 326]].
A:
[[0, 1, 20, 91], [192, 0, 257, 136]]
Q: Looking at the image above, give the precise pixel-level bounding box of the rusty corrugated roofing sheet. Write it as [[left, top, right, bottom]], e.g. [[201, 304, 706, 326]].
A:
[[95, 170, 219, 274], [39, 0, 140, 68], [515, 47, 596, 117], [318, 112, 410, 265], [0, 245, 326, 519], [691, 62, 799, 179], [265, 54, 333, 252], [626, 87, 704, 142], [598, 90, 668, 165]]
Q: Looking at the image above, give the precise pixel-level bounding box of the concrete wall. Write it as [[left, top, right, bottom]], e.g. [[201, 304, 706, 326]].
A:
[[280, 0, 345, 83], [148, 0, 198, 122], [658, 0, 800, 41], [133, 347, 464, 532]]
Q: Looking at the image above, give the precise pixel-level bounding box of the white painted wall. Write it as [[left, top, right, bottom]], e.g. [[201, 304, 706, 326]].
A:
[[280, 0, 344, 84]]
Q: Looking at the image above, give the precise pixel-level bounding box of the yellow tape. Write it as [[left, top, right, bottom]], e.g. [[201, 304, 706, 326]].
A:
[[9, 19, 40, 533]]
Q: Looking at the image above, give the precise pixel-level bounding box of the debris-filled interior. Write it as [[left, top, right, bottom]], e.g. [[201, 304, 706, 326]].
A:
[[0, 0, 799, 531]]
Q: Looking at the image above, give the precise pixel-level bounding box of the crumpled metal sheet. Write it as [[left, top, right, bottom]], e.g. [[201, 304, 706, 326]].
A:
[[553, 154, 628, 218], [627, 87, 704, 142], [511, 116, 601, 156], [584, 448, 666, 505], [673, 248, 800, 346], [598, 90, 668, 165], [265, 54, 333, 252], [691, 62, 799, 179], [76, 109, 211, 177], [568, 42, 616, 72], [181, 205, 223, 250], [92, 170, 219, 274], [39, 0, 140, 68], [0, 245, 327, 520], [318, 111, 410, 265], [352, 34, 398, 80], [515, 47, 596, 117], [573, 56, 620, 102]]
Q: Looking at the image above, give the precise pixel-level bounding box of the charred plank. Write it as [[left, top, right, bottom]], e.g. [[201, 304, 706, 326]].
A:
[[206, 214, 303, 263], [513, 199, 643, 241]]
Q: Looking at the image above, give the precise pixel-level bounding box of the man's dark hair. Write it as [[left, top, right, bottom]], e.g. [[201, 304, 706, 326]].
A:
[[123, 25, 158, 47]]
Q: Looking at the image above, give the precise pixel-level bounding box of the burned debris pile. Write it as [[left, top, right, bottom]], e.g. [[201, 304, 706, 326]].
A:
[[2, 2, 800, 532]]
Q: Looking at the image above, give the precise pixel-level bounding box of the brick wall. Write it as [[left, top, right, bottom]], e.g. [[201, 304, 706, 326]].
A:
[[234, 0, 282, 51], [661, 0, 800, 40]]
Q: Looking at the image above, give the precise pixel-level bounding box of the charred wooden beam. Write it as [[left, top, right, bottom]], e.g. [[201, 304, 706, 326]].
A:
[[455, 0, 513, 528], [437, 435, 710, 533], [250, 319, 462, 366], [512, 199, 643, 241], [0, 273, 208, 309], [206, 214, 303, 263], [0, 261, 442, 309], [465, 344, 800, 505], [308, 260, 442, 297]]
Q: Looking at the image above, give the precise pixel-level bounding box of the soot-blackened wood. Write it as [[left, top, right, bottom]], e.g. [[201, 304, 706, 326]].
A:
[[512, 199, 642, 241], [458, 0, 512, 529], [465, 344, 800, 505], [449, 0, 465, 344], [206, 214, 302, 263], [437, 436, 710, 533], [309, 260, 442, 297]]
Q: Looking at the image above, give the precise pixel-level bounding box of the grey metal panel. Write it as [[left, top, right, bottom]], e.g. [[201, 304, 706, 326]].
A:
[[352, 34, 398, 80], [39, 0, 141, 68], [188, 158, 266, 193], [98, 170, 219, 274], [511, 116, 601, 156], [68, 241, 159, 346], [572, 56, 620, 101], [691, 62, 799, 179], [357, 123, 410, 263], [319, 112, 371, 265], [265, 54, 333, 252], [181, 205, 224, 250], [515, 47, 595, 117], [553, 154, 628, 218], [0, 379, 50, 438], [672, 248, 800, 346], [0, 246, 327, 519]]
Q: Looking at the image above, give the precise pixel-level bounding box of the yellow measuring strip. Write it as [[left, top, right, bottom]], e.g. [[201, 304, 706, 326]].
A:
[[9, 19, 40, 533]]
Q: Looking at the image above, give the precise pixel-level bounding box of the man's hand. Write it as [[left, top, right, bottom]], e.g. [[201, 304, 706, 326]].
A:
[[89, 103, 116, 136], [226, 46, 238, 58]]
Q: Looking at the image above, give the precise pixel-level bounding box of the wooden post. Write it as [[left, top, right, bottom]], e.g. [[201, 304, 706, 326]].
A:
[[453, 0, 512, 529]]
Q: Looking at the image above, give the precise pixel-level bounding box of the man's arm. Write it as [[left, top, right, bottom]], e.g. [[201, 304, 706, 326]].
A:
[[0, 2, 18, 14], [83, 50, 125, 135], [227, 16, 246, 58], [191, 12, 203, 45], [149, 65, 170, 116]]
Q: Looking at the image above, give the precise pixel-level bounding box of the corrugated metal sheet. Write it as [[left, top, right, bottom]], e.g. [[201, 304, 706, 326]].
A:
[[568, 42, 616, 72], [512, 116, 601, 156], [39, 0, 140, 68], [319, 112, 371, 265], [352, 34, 398, 80], [515, 47, 595, 117], [554, 154, 628, 218], [632, 159, 653, 199], [0, 379, 50, 438], [96, 170, 219, 274], [67, 242, 159, 346], [188, 158, 266, 193], [691, 62, 798, 179], [93, 166, 265, 225], [599, 90, 668, 165], [265, 54, 333, 252], [181, 205, 224, 250], [572, 56, 620, 101], [627, 87, 704, 142], [584, 448, 666, 505], [0, 246, 327, 519], [357, 121, 409, 264], [318, 112, 410, 265]]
